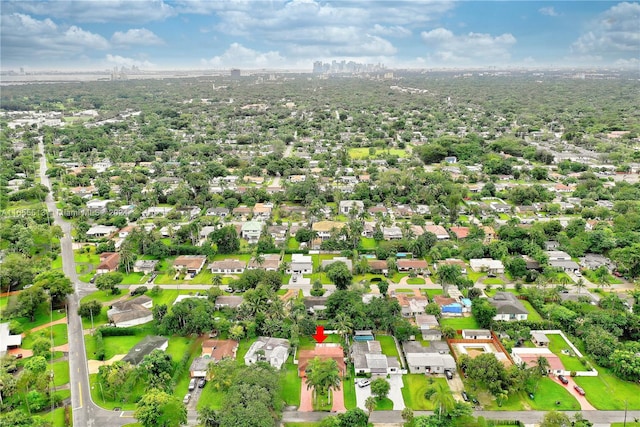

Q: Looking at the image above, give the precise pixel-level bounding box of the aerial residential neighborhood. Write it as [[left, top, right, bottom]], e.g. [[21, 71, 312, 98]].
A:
[[1, 4, 640, 427]]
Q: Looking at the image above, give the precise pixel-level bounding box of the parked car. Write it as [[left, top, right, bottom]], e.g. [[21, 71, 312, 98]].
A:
[[198, 378, 206, 388], [574, 270, 582, 277], [558, 375, 569, 385], [183, 394, 191, 404], [445, 370, 453, 380], [461, 391, 469, 402], [528, 393, 535, 400], [90, 275, 96, 284], [574, 385, 586, 396], [188, 378, 197, 391], [357, 379, 371, 388], [15, 354, 23, 359]]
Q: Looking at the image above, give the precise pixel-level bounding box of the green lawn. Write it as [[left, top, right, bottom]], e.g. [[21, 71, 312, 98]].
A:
[[81, 306, 109, 330], [52, 361, 70, 387], [298, 334, 341, 351], [525, 377, 580, 410], [287, 238, 300, 250], [521, 300, 543, 322], [348, 147, 409, 159], [197, 382, 226, 410], [103, 335, 144, 360], [120, 273, 146, 285], [166, 336, 195, 363], [41, 407, 66, 427], [236, 338, 256, 362], [407, 278, 426, 285], [359, 238, 377, 250], [546, 334, 586, 372], [467, 271, 485, 283], [483, 278, 504, 285], [374, 397, 393, 410], [424, 289, 443, 299], [280, 360, 302, 407], [574, 365, 640, 410], [611, 423, 640, 427], [401, 375, 447, 410], [22, 324, 68, 348], [440, 316, 480, 331], [80, 290, 123, 305], [89, 373, 138, 410], [377, 335, 399, 359], [74, 248, 100, 265], [51, 256, 63, 270], [11, 303, 66, 329], [343, 366, 357, 410]]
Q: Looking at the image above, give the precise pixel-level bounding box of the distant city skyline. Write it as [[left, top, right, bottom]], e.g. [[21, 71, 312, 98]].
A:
[[1, 1, 639, 72]]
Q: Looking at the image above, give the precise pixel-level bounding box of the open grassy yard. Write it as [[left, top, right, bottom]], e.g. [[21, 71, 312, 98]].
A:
[[483, 278, 504, 285], [440, 316, 480, 331], [467, 271, 485, 283], [197, 382, 226, 410], [81, 305, 109, 330], [359, 238, 377, 250], [546, 334, 586, 372], [236, 337, 256, 362], [103, 334, 145, 360], [344, 365, 357, 409], [120, 272, 147, 285], [424, 289, 443, 299], [375, 397, 393, 410], [524, 377, 580, 410], [80, 290, 123, 305], [280, 360, 302, 407], [166, 336, 195, 362], [89, 373, 138, 410], [11, 302, 67, 329], [74, 248, 100, 265], [521, 300, 543, 321], [401, 375, 447, 410], [22, 324, 68, 348], [574, 365, 640, 410], [298, 334, 342, 350], [42, 407, 66, 427], [377, 335, 399, 359], [52, 360, 70, 387], [407, 278, 426, 284]]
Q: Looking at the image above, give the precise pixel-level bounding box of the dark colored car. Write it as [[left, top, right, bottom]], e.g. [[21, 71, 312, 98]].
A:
[[198, 378, 206, 388], [15, 354, 23, 359], [558, 375, 569, 385], [445, 370, 453, 380], [461, 391, 470, 402], [574, 385, 586, 396]]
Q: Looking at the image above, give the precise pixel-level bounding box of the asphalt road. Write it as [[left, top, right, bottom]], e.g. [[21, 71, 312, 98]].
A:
[[39, 142, 132, 427]]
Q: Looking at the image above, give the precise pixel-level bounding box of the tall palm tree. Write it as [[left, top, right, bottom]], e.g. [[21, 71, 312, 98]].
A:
[[365, 396, 376, 417], [211, 275, 223, 287], [305, 357, 341, 405], [575, 278, 586, 294], [429, 383, 455, 420], [536, 356, 550, 376]]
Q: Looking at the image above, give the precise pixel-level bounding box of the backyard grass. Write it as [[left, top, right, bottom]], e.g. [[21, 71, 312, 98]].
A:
[[401, 375, 447, 410], [374, 397, 393, 410], [359, 238, 377, 250], [298, 334, 341, 350], [80, 290, 123, 305], [22, 324, 68, 348], [483, 278, 504, 285], [166, 336, 195, 362], [236, 337, 256, 362], [89, 373, 138, 410], [440, 316, 480, 331], [424, 289, 443, 299], [520, 300, 543, 321], [12, 303, 66, 329], [74, 248, 100, 265], [52, 360, 70, 387], [546, 334, 586, 372], [287, 238, 300, 250], [197, 382, 226, 410], [377, 335, 399, 359], [280, 360, 302, 407], [574, 365, 640, 410]]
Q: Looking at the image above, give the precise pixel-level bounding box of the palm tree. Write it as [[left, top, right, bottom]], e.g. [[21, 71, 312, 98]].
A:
[[438, 264, 461, 289], [365, 396, 376, 417], [334, 312, 354, 344], [429, 383, 455, 420], [575, 278, 586, 294], [211, 275, 223, 287], [536, 355, 550, 376], [305, 357, 341, 405], [495, 389, 509, 407]]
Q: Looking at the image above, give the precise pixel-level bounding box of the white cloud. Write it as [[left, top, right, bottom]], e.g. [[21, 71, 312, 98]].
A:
[[420, 28, 517, 65], [4, 0, 175, 23], [538, 7, 559, 17], [1, 13, 109, 65], [201, 43, 286, 68], [112, 28, 164, 46], [572, 2, 640, 55], [614, 57, 640, 68], [105, 54, 156, 69], [371, 24, 412, 37]]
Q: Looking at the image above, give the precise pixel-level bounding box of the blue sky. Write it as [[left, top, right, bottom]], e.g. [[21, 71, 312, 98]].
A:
[[1, 1, 638, 71]]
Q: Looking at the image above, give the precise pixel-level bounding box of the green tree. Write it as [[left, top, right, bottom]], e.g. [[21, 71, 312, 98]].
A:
[[77, 300, 102, 319], [16, 286, 47, 322], [371, 378, 390, 400], [437, 264, 462, 288], [95, 272, 124, 294], [33, 271, 73, 307], [305, 357, 341, 405], [135, 388, 187, 427], [429, 382, 455, 420], [140, 349, 174, 391], [471, 298, 497, 329], [365, 396, 376, 417], [540, 410, 571, 427], [211, 225, 241, 254], [326, 261, 353, 290]]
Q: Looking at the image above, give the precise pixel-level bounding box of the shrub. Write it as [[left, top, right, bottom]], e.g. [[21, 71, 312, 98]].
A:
[[130, 286, 148, 296]]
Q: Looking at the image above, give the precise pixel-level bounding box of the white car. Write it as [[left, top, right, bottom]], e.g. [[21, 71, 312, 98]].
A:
[[357, 379, 371, 388]]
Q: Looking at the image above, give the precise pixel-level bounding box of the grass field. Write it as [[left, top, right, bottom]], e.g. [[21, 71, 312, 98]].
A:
[[52, 361, 70, 387], [359, 238, 378, 250], [11, 303, 67, 329], [546, 334, 586, 372], [166, 336, 194, 362], [375, 397, 393, 410], [22, 324, 68, 348], [401, 375, 446, 410], [574, 365, 640, 410], [42, 407, 66, 427], [377, 335, 399, 359], [280, 361, 302, 407], [521, 300, 543, 321], [440, 316, 480, 331], [483, 278, 504, 285], [197, 382, 226, 410], [424, 289, 443, 299], [348, 147, 410, 159], [526, 377, 580, 410], [407, 278, 426, 285]]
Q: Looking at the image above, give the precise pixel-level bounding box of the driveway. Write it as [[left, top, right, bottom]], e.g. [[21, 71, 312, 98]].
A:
[[447, 374, 466, 402], [331, 381, 346, 412], [355, 375, 405, 411], [556, 375, 595, 410], [299, 381, 314, 412]]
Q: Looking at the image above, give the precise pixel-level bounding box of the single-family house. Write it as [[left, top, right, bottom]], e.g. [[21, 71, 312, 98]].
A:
[[244, 337, 290, 370], [86, 199, 114, 214], [368, 205, 388, 217], [206, 207, 230, 217], [209, 259, 246, 274], [121, 336, 168, 365], [118, 225, 135, 239], [86, 225, 117, 238], [339, 200, 364, 215], [241, 221, 263, 243], [199, 226, 218, 240], [288, 253, 313, 275], [469, 258, 505, 275], [351, 340, 400, 375], [415, 314, 442, 341], [303, 297, 328, 315], [321, 257, 353, 272], [133, 259, 159, 274], [546, 251, 580, 272], [488, 292, 529, 321], [579, 254, 616, 272], [0, 322, 22, 356], [107, 296, 153, 327], [190, 339, 239, 378], [298, 344, 346, 377], [383, 226, 403, 240], [173, 255, 207, 275], [253, 203, 273, 220], [424, 225, 450, 240], [96, 252, 120, 274], [395, 293, 429, 317], [312, 221, 346, 241], [397, 259, 428, 272], [214, 296, 243, 309], [141, 206, 172, 218], [489, 202, 511, 213], [433, 295, 463, 316], [247, 254, 281, 271], [402, 341, 456, 374], [367, 259, 388, 275], [450, 226, 470, 239], [511, 348, 565, 375], [461, 330, 492, 340]]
